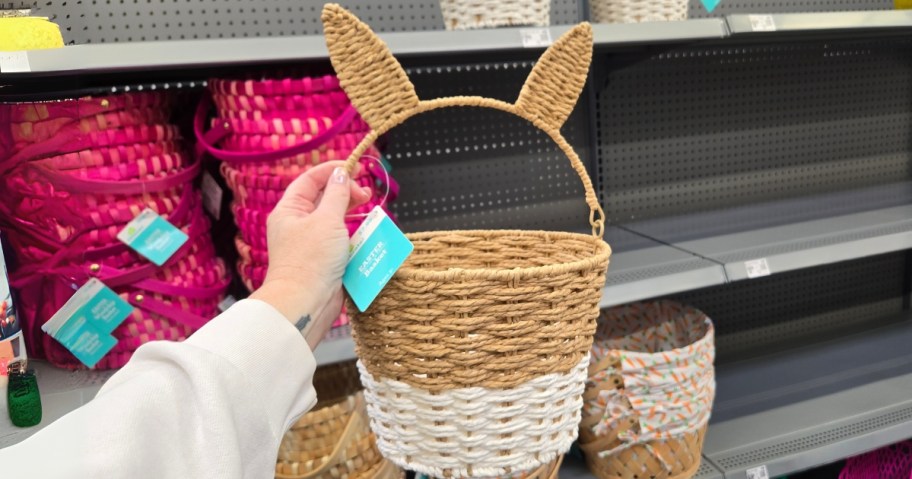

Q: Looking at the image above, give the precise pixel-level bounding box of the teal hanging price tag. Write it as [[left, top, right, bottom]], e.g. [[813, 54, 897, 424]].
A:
[[343, 206, 413, 312], [701, 0, 722, 12], [117, 208, 188, 266], [42, 279, 133, 368]]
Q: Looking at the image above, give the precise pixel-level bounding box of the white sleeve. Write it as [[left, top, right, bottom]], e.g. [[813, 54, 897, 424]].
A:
[[0, 298, 318, 479]]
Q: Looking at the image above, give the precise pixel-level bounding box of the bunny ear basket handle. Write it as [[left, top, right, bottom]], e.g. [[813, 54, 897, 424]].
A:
[[321, 3, 605, 238]]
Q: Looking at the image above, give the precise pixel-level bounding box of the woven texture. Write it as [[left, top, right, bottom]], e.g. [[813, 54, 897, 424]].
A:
[[439, 0, 550, 30], [579, 301, 714, 479], [321, 5, 610, 477], [589, 0, 687, 24], [359, 358, 585, 478], [840, 441, 912, 479], [0, 92, 229, 370], [202, 74, 395, 295], [420, 455, 563, 479], [276, 391, 402, 479]]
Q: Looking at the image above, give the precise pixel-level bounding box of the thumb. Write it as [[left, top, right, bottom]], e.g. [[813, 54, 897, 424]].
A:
[[316, 166, 353, 219]]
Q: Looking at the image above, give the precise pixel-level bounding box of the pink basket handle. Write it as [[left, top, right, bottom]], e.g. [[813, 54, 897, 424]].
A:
[[28, 153, 201, 195], [194, 94, 360, 164]]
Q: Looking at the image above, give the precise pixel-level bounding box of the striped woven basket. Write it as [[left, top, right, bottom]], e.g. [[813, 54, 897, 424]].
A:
[[322, 5, 611, 477], [579, 301, 715, 479], [439, 0, 550, 29], [589, 0, 687, 24]]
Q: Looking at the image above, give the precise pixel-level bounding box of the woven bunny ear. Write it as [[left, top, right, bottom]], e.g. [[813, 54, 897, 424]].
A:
[[322, 4, 420, 130], [515, 23, 593, 131]]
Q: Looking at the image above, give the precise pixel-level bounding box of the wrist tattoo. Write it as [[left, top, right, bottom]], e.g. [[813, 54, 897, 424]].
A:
[[295, 314, 313, 335]]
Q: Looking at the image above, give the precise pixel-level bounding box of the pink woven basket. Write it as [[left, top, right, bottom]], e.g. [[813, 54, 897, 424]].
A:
[[12, 108, 171, 145], [212, 91, 353, 114], [8, 92, 173, 123], [0, 93, 230, 370], [209, 75, 342, 96], [33, 142, 182, 170], [840, 441, 912, 479]]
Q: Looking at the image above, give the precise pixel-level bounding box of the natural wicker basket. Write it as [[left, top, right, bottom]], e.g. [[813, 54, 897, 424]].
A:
[[439, 0, 550, 30], [589, 0, 687, 24], [579, 301, 714, 479], [276, 391, 401, 479], [322, 5, 610, 478]]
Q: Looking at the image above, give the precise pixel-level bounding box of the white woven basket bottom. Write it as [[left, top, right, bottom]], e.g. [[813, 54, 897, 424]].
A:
[[357, 355, 588, 478], [439, 0, 550, 30], [590, 0, 687, 24]]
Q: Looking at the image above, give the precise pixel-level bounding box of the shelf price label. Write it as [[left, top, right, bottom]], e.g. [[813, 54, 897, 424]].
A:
[[746, 465, 770, 479], [520, 28, 553, 48], [748, 14, 777, 32], [744, 258, 771, 279], [0, 51, 30, 73]]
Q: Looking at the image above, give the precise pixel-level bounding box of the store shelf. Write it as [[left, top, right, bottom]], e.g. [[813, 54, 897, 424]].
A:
[[0, 362, 114, 449], [622, 181, 912, 282], [704, 318, 912, 478], [0, 20, 726, 79], [726, 10, 912, 37], [601, 226, 726, 308], [313, 332, 357, 366]]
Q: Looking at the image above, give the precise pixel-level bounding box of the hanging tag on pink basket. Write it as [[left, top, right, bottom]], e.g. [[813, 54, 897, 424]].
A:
[[117, 208, 188, 266], [41, 278, 133, 368], [343, 206, 413, 312]]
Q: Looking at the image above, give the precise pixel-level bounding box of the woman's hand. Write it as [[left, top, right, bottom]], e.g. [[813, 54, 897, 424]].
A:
[[250, 161, 371, 350]]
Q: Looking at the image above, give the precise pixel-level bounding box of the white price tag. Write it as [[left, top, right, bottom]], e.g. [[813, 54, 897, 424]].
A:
[[748, 14, 776, 32], [520, 28, 553, 48], [201, 171, 224, 220], [746, 465, 770, 479], [0, 51, 30, 73], [744, 258, 771, 279]]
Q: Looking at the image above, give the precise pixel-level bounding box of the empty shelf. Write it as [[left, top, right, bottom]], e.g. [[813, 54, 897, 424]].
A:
[[601, 226, 726, 308], [623, 182, 912, 282], [704, 318, 912, 478]]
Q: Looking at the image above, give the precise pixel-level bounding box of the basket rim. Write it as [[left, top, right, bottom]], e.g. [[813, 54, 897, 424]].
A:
[[397, 229, 611, 282]]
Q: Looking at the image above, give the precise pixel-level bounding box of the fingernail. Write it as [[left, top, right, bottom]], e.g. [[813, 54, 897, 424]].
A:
[[362, 186, 372, 196], [332, 167, 348, 184]]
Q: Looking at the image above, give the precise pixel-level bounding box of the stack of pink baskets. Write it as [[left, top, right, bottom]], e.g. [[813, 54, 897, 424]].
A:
[[197, 75, 397, 332], [0, 92, 231, 369]]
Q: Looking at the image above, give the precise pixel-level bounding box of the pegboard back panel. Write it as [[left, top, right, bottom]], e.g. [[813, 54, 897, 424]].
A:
[[597, 38, 912, 223], [386, 61, 593, 232], [23, 0, 580, 44], [687, 0, 892, 18], [669, 252, 906, 362]]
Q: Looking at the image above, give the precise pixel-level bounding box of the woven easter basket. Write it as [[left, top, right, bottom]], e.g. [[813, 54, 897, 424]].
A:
[[321, 5, 610, 478], [589, 0, 687, 24], [423, 455, 564, 479], [276, 391, 401, 479], [579, 301, 714, 479], [439, 0, 550, 30]]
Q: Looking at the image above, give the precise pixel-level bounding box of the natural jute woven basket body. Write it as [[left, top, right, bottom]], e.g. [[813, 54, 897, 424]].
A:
[[590, 0, 687, 24], [439, 0, 550, 30], [579, 301, 714, 479], [321, 5, 611, 478], [276, 391, 401, 479]]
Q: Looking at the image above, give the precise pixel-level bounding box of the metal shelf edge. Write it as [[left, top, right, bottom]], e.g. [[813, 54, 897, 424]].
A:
[[726, 10, 912, 35]]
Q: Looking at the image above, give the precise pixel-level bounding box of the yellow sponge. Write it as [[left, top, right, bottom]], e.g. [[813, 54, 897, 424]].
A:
[[0, 17, 64, 51]]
